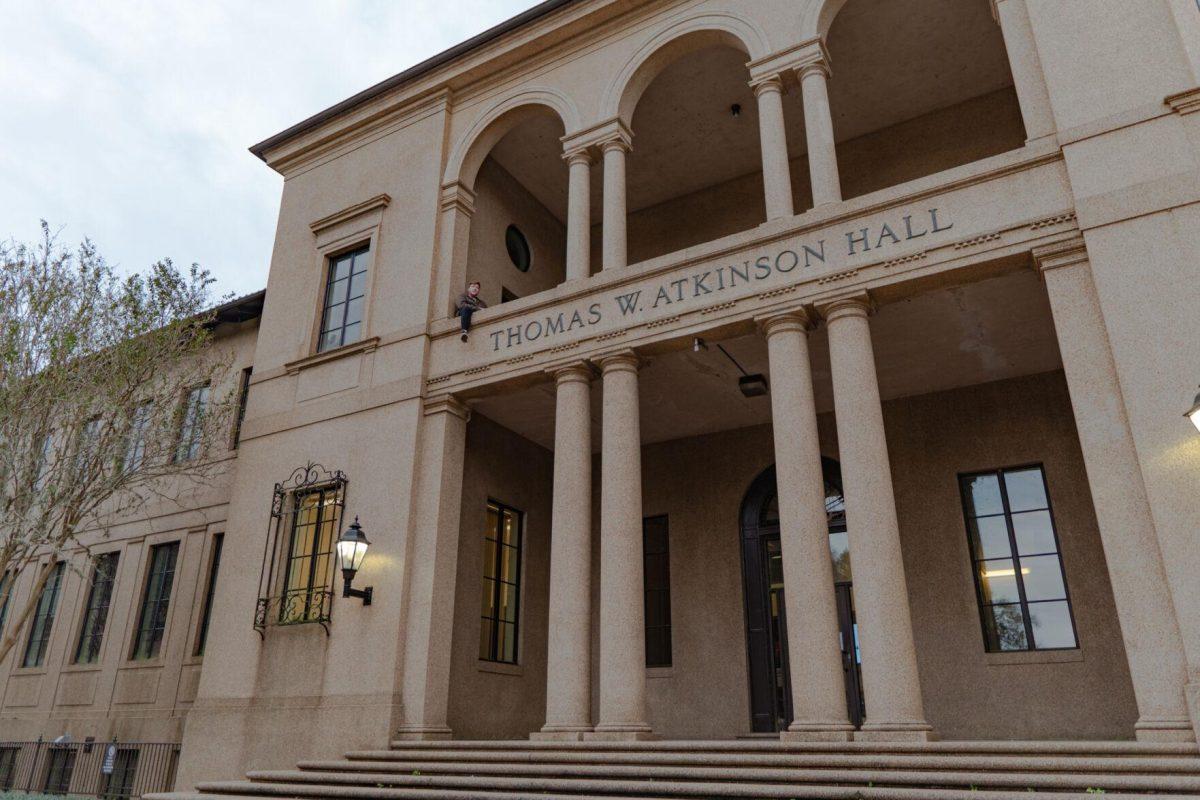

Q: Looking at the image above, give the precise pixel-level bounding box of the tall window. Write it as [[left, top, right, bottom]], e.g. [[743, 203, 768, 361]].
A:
[[100, 748, 138, 800], [0, 571, 15, 637], [961, 465, 1078, 652], [43, 747, 76, 795], [76, 417, 103, 475], [643, 515, 672, 667], [0, 747, 17, 790], [130, 542, 179, 660], [123, 402, 153, 472], [175, 384, 209, 462], [479, 501, 522, 664], [194, 534, 224, 656], [22, 562, 64, 668], [231, 367, 253, 448], [281, 490, 338, 624], [317, 246, 370, 352], [75, 552, 120, 664]]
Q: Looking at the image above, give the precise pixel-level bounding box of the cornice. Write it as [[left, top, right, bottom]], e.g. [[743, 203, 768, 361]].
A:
[[423, 395, 471, 420], [284, 337, 380, 376], [1031, 235, 1088, 272], [748, 37, 830, 84], [310, 194, 391, 235], [561, 117, 633, 157]]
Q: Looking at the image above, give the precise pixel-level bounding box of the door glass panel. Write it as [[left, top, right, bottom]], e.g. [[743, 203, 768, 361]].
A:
[[1020, 554, 1067, 601], [969, 515, 1012, 559], [764, 538, 788, 731], [1028, 601, 1077, 648], [978, 559, 1022, 603], [964, 474, 1004, 516], [984, 603, 1029, 651], [828, 531, 852, 582], [1012, 510, 1056, 555], [1003, 468, 1048, 512]]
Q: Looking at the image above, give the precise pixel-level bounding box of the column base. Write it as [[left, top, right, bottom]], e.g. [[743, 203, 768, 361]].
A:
[[583, 726, 656, 742], [1134, 717, 1196, 742], [854, 721, 934, 742], [393, 725, 453, 741], [1187, 682, 1200, 744], [531, 726, 593, 741], [780, 722, 856, 742]]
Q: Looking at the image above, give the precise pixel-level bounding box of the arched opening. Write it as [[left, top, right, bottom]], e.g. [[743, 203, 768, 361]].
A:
[[615, 31, 797, 265], [460, 106, 575, 307], [739, 460, 864, 733], [825, 0, 1027, 200]]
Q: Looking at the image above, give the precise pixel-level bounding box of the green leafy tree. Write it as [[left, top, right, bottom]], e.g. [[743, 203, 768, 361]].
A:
[[0, 223, 235, 665]]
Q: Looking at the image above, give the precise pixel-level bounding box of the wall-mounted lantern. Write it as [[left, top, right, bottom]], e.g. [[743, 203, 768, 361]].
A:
[[1186, 387, 1200, 434], [337, 517, 373, 606]]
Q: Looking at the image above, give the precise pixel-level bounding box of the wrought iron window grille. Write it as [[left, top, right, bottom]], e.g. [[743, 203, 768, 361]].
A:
[[254, 462, 348, 637]]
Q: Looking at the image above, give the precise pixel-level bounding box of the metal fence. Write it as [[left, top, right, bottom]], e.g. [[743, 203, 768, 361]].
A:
[[0, 739, 179, 799]]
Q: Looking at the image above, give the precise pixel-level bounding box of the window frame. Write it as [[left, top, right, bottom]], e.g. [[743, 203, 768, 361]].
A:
[[73, 551, 121, 665], [279, 487, 340, 625], [129, 541, 180, 661], [316, 244, 371, 353], [642, 515, 672, 668], [478, 500, 524, 665], [174, 383, 210, 463], [959, 463, 1079, 653], [194, 533, 224, 656], [22, 561, 65, 669], [123, 401, 154, 473], [230, 367, 253, 449]]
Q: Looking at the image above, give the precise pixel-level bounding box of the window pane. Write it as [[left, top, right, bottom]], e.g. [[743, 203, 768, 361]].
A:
[[1012, 510, 1056, 556], [1004, 468, 1048, 512], [500, 545, 519, 583], [320, 329, 342, 351], [348, 271, 367, 300], [1021, 554, 1068, 601], [984, 603, 1029, 651], [1029, 600, 1077, 648], [344, 296, 364, 327], [499, 621, 517, 662], [501, 510, 519, 545], [326, 277, 348, 306], [332, 254, 352, 281], [321, 302, 345, 333], [963, 474, 1003, 516], [341, 322, 361, 346], [978, 559, 1022, 603], [969, 515, 1012, 560], [478, 617, 493, 659], [499, 582, 519, 623], [828, 530, 852, 582], [482, 538, 496, 577], [480, 578, 495, 616]]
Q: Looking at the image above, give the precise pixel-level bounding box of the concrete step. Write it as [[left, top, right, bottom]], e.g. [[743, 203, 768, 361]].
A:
[[249, 764, 1200, 793], [331, 750, 1200, 774]]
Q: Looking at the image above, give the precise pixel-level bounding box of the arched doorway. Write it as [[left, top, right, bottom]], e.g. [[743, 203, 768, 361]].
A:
[[739, 461, 865, 733]]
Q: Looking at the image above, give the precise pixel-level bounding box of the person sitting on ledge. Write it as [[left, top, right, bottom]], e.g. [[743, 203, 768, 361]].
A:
[[455, 280, 487, 342]]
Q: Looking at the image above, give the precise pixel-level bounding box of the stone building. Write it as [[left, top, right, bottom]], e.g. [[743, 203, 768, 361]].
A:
[[8, 0, 1200, 796]]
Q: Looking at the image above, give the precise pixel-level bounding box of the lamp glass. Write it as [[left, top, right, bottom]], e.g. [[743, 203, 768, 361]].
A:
[[337, 519, 370, 573], [1187, 390, 1200, 433]]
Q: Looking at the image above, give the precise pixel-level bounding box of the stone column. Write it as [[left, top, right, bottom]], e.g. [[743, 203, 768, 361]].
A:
[[564, 150, 592, 282], [752, 76, 795, 220], [1036, 240, 1194, 741], [991, 0, 1057, 141], [587, 350, 653, 740], [820, 295, 931, 741], [601, 135, 631, 271], [432, 182, 475, 317], [535, 363, 594, 740], [761, 312, 855, 741], [798, 60, 842, 207], [395, 396, 470, 740]]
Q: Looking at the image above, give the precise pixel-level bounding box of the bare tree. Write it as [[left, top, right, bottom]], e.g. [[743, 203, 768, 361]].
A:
[[0, 223, 235, 666]]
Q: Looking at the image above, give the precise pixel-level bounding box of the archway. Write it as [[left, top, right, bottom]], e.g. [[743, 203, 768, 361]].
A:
[[739, 460, 864, 732]]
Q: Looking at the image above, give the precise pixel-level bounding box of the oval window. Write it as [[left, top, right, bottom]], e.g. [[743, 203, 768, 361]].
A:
[[505, 225, 531, 272]]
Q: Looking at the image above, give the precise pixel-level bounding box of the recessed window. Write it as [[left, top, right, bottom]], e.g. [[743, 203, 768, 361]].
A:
[[194, 534, 223, 656], [74, 552, 120, 664], [43, 747, 75, 795], [318, 245, 370, 352], [0, 747, 18, 790], [479, 501, 522, 664], [131, 542, 179, 660], [23, 562, 64, 668], [231, 367, 253, 449], [101, 748, 139, 800], [505, 225, 531, 272], [123, 402, 153, 472], [960, 465, 1078, 652], [175, 384, 209, 463], [643, 515, 672, 667], [0, 571, 15, 637]]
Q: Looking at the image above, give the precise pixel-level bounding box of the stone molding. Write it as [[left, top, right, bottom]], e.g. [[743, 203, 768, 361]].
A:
[[816, 290, 874, 322], [1166, 86, 1200, 116], [547, 361, 596, 384], [284, 336, 380, 375], [756, 309, 814, 337], [310, 194, 391, 235], [1031, 235, 1088, 272], [423, 395, 471, 420], [561, 117, 633, 158], [594, 348, 640, 373], [439, 182, 477, 216], [747, 37, 831, 85]]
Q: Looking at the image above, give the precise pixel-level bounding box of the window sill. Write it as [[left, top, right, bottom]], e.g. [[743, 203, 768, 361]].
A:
[[10, 666, 48, 677], [477, 660, 523, 677], [984, 648, 1083, 667], [285, 337, 379, 375], [120, 659, 166, 671], [60, 663, 104, 674], [646, 667, 674, 679]]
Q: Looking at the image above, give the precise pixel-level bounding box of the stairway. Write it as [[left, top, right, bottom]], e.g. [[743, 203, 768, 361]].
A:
[[159, 739, 1200, 800]]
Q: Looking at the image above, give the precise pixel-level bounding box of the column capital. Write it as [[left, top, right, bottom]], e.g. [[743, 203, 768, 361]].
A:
[[562, 147, 594, 167], [561, 118, 633, 158], [439, 181, 476, 217], [750, 74, 786, 97], [1031, 236, 1088, 273], [423, 395, 471, 420], [594, 349, 640, 374], [816, 291, 873, 322], [756, 309, 814, 337], [547, 361, 596, 385]]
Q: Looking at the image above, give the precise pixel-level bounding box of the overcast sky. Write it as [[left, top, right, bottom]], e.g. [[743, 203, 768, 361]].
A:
[[0, 0, 532, 298]]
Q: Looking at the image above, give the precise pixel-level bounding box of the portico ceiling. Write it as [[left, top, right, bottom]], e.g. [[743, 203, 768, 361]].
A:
[[487, 0, 1012, 226], [469, 267, 1063, 452]]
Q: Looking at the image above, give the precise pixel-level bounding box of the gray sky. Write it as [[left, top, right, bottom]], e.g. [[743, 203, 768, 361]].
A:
[[0, 0, 532, 297]]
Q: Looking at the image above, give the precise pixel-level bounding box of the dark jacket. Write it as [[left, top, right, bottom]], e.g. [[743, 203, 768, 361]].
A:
[[455, 292, 488, 314]]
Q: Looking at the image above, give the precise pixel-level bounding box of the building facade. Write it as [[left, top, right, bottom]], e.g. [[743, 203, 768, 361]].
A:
[[7, 0, 1200, 791]]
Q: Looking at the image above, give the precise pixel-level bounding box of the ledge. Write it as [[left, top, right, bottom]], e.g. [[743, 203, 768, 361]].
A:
[[310, 194, 391, 235], [477, 660, 523, 676], [284, 337, 380, 375], [984, 648, 1083, 667]]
